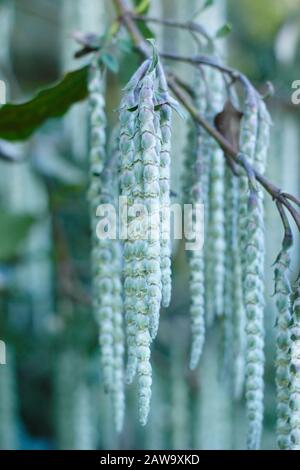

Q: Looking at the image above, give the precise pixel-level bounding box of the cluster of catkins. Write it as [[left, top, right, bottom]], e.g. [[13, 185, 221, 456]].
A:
[[88, 52, 299, 449], [182, 65, 272, 449], [88, 53, 174, 428], [119, 57, 174, 425]]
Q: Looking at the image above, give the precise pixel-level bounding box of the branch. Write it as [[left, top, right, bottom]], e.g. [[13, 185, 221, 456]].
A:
[[112, 0, 300, 233], [131, 13, 213, 44]]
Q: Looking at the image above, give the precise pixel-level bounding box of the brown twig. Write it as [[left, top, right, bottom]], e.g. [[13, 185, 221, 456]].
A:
[[112, 0, 300, 234], [281, 192, 300, 209], [131, 13, 213, 44]]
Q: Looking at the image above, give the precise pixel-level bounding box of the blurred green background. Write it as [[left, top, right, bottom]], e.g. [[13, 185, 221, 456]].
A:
[[0, 0, 299, 450]]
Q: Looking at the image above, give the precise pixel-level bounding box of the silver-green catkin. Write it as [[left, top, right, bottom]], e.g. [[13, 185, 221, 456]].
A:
[[239, 87, 267, 450], [120, 104, 140, 385], [88, 58, 114, 393], [157, 63, 172, 311], [204, 68, 225, 325], [221, 165, 235, 381], [136, 69, 161, 425], [89, 58, 125, 431], [231, 174, 246, 399], [274, 243, 292, 449], [289, 279, 300, 450], [120, 62, 150, 385], [108, 130, 125, 433], [120, 59, 163, 425], [182, 70, 206, 370]]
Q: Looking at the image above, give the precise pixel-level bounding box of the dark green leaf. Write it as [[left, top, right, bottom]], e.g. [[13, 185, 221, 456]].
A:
[[134, 0, 151, 14], [101, 53, 119, 74], [0, 67, 88, 141], [132, 3, 155, 39], [215, 23, 232, 39], [0, 212, 36, 262]]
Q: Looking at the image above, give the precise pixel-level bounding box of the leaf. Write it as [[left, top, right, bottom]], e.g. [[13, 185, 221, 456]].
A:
[[134, 0, 151, 14], [215, 23, 232, 39], [0, 212, 36, 262], [0, 67, 88, 141], [132, 3, 155, 39], [214, 100, 242, 150], [101, 53, 119, 74]]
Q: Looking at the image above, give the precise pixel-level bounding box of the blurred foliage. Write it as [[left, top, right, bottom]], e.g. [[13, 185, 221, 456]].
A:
[[0, 212, 35, 262], [228, 0, 300, 85], [0, 67, 88, 141]]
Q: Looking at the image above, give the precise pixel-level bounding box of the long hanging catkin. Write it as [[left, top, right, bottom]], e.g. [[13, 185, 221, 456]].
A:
[[204, 67, 225, 326], [289, 277, 300, 450], [120, 59, 151, 385], [157, 63, 172, 312], [88, 58, 114, 392], [274, 235, 293, 449], [136, 67, 161, 425], [119, 55, 175, 425], [89, 57, 125, 431], [221, 165, 235, 381], [182, 69, 206, 370], [231, 173, 247, 399], [107, 129, 125, 433], [239, 84, 266, 450]]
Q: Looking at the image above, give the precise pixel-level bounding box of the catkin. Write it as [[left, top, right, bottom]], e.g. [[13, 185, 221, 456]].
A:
[[221, 165, 235, 381], [137, 68, 162, 425], [88, 57, 125, 431], [88, 58, 114, 392], [290, 278, 300, 450], [231, 174, 246, 399], [182, 69, 206, 369], [157, 63, 172, 311], [274, 242, 293, 449], [109, 130, 125, 433], [120, 60, 151, 384], [119, 57, 174, 425], [239, 86, 266, 450], [204, 68, 225, 325]]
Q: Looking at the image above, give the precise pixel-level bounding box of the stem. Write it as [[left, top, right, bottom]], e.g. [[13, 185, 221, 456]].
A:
[[113, 0, 300, 234], [131, 14, 213, 43]]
